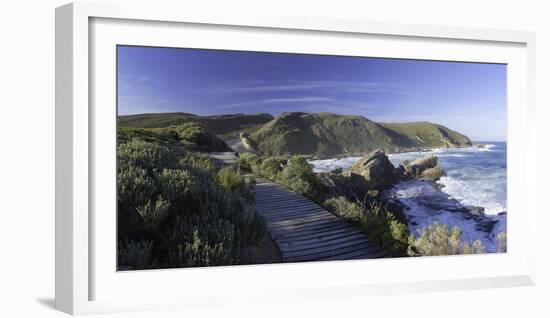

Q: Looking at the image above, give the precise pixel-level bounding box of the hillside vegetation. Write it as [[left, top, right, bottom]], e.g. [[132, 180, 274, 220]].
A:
[[248, 112, 472, 157], [118, 111, 472, 157], [117, 122, 231, 153], [118, 112, 274, 141]]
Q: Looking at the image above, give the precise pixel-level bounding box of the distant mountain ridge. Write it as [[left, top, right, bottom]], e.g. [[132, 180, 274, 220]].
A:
[[118, 111, 472, 157], [247, 112, 472, 157]]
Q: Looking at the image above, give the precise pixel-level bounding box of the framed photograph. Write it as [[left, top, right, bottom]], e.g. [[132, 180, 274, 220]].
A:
[[56, 2, 537, 315]]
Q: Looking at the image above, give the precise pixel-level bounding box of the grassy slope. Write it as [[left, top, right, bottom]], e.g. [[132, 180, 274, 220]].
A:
[[118, 112, 274, 141], [117, 122, 231, 153], [249, 112, 472, 157], [380, 122, 472, 148]]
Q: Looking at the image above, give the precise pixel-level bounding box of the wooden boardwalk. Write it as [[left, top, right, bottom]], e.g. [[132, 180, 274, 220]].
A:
[[209, 152, 385, 263], [254, 178, 385, 262]]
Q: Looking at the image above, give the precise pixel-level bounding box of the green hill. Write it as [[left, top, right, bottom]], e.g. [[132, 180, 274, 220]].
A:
[[380, 122, 472, 149], [118, 112, 274, 141], [247, 112, 471, 157], [117, 122, 231, 153]]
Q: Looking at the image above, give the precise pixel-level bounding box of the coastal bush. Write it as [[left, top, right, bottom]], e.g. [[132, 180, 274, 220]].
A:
[[324, 197, 410, 256], [258, 156, 287, 179], [118, 240, 155, 270], [118, 139, 178, 171], [408, 222, 485, 256], [178, 153, 217, 175], [278, 156, 324, 202], [323, 196, 364, 220], [173, 122, 229, 152], [217, 167, 255, 202], [496, 232, 507, 253], [238, 152, 261, 171], [243, 155, 324, 203], [117, 138, 266, 269], [168, 227, 235, 267], [136, 197, 171, 230], [117, 124, 230, 153]]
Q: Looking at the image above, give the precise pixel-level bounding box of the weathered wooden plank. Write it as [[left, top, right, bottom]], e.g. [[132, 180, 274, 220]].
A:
[[265, 211, 336, 223], [267, 215, 340, 229], [261, 207, 326, 219], [256, 193, 303, 201], [255, 192, 308, 200], [270, 221, 354, 239], [267, 217, 343, 232], [256, 201, 318, 210], [257, 196, 314, 203], [255, 190, 302, 198], [284, 242, 374, 262], [282, 236, 371, 258], [264, 213, 330, 225], [278, 232, 369, 253], [256, 195, 308, 203], [276, 227, 362, 244], [319, 246, 386, 261], [262, 211, 322, 222]]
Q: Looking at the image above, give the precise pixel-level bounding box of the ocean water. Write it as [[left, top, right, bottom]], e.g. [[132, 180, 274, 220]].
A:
[[309, 143, 507, 252]]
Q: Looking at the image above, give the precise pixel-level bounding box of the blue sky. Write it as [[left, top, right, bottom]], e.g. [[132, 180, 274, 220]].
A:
[[118, 45, 507, 141]]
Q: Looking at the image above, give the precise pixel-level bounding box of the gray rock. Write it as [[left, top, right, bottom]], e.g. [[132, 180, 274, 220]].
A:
[[344, 150, 395, 189], [398, 155, 446, 181], [419, 166, 446, 180]]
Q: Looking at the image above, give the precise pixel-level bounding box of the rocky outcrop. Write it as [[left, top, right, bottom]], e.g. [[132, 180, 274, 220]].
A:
[[344, 150, 396, 189], [316, 151, 447, 202], [397, 155, 445, 181], [239, 132, 258, 153]]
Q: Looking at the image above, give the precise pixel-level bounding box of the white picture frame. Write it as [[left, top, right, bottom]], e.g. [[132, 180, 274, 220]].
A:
[[55, 1, 538, 315]]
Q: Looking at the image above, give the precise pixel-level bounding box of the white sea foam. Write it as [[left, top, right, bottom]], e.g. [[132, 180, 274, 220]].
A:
[[389, 180, 505, 252], [438, 176, 506, 215], [310, 156, 362, 173]]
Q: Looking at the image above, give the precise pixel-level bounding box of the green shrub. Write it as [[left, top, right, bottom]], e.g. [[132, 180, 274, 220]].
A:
[[168, 226, 235, 267], [242, 155, 323, 203], [462, 239, 485, 254], [117, 164, 157, 208], [323, 196, 363, 220], [156, 168, 194, 202], [258, 156, 287, 179], [496, 232, 507, 253], [173, 122, 228, 152], [118, 240, 155, 270], [278, 156, 323, 202], [116, 138, 266, 269], [217, 167, 254, 202], [323, 197, 409, 256], [218, 167, 247, 193], [178, 153, 217, 175], [409, 222, 485, 256], [238, 152, 261, 171], [136, 197, 171, 230], [118, 139, 177, 171]]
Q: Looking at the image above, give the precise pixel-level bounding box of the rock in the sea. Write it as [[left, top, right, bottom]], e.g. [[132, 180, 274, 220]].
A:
[[399, 155, 446, 181], [419, 166, 446, 180], [344, 150, 395, 189]]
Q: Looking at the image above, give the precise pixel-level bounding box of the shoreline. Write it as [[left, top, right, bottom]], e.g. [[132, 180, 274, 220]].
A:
[[309, 144, 507, 245], [309, 142, 494, 160]]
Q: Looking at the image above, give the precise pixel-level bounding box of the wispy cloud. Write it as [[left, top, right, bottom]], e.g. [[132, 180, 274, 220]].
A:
[[216, 80, 418, 95], [217, 96, 337, 109], [118, 73, 179, 114]]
